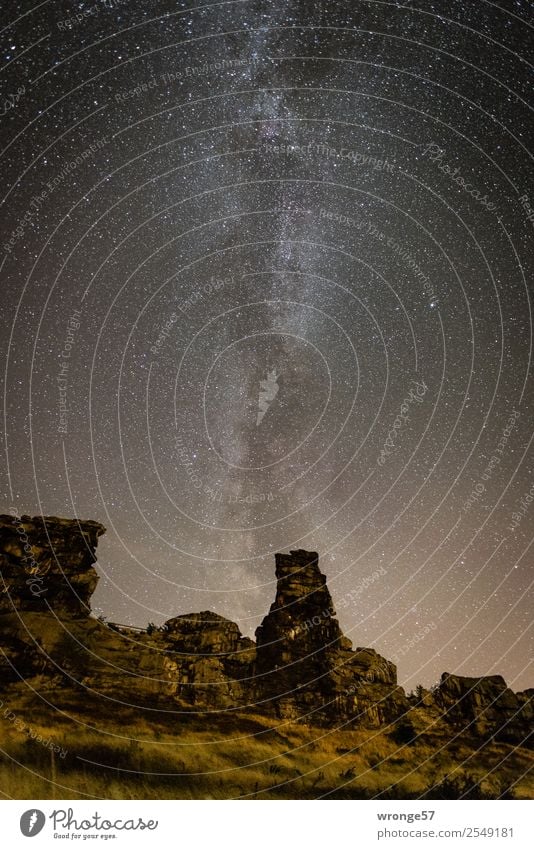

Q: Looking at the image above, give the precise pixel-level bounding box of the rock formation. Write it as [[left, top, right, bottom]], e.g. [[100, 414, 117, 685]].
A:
[[163, 612, 256, 709], [0, 514, 105, 616], [255, 549, 407, 723], [0, 514, 531, 744], [435, 672, 534, 744]]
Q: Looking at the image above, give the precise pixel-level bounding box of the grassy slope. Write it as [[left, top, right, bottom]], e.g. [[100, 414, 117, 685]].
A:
[[0, 696, 532, 800]]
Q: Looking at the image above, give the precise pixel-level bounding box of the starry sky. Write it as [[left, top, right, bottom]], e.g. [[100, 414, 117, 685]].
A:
[[1, 0, 533, 693]]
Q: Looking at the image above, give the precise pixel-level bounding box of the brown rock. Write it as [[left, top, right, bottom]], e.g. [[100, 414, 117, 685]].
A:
[[0, 521, 530, 742], [435, 673, 533, 745], [0, 514, 105, 617], [162, 611, 256, 709], [255, 549, 408, 724], [165, 611, 244, 655]]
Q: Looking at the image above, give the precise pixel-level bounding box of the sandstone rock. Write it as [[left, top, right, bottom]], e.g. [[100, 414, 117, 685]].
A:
[[255, 550, 345, 668], [0, 514, 105, 617], [165, 611, 244, 655], [0, 521, 530, 742], [255, 549, 408, 724], [0, 609, 172, 710], [162, 611, 256, 709], [435, 673, 533, 745], [516, 689, 534, 723]]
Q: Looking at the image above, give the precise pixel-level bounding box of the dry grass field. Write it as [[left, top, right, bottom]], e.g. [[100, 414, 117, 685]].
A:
[[1, 693, 531, 800]]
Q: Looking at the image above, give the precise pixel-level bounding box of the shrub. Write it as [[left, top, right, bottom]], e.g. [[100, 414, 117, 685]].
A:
[[390, 717, 417, 746]]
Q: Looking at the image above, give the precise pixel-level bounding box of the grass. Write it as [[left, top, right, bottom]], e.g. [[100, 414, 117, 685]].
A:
[[0, 698, 532, 799]]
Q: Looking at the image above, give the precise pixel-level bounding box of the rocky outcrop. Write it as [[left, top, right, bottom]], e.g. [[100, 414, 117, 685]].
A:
[[435, 673, 533, 745], [165, 611, 248, 655], [0, 516, 531, 740], [0, 515, 165, 701], [162, 612, 256, 709], [0, 514, 105, 617], [255, 549, 407, 723]]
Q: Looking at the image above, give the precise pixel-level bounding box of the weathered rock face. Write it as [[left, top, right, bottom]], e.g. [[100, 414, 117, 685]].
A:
[[0, 514, 105, 617], [165, 611, 246, 655], [162, 612, 256, 709], [435, 673, 533, 745], [255, 550, 347, 673], [0, 517, 531, 739], [254, 549, 407, 723]]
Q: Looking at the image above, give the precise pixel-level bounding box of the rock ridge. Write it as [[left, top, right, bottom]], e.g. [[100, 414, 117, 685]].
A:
[[0, 515, 531, 741]]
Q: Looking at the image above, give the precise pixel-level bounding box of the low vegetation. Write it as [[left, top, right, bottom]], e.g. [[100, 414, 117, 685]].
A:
[[0, 695, 531, 800]]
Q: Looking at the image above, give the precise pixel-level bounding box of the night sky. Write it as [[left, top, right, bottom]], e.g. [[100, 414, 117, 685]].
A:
[[1, 0, 533, 693]]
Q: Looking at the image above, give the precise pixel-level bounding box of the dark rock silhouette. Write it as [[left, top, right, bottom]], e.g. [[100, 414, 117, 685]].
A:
[[0, 514, 531, 745], [255, 549, 407, 722], [435, 672, 533, 744], [0, 514, 104, 616], [163, 611, 256, 709]]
